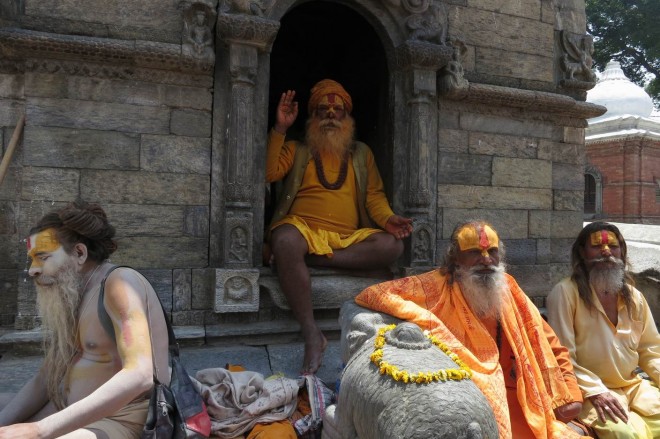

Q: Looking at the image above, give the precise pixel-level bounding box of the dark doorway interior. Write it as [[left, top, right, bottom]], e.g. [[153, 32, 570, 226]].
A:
[[268, 1, 390, 188]]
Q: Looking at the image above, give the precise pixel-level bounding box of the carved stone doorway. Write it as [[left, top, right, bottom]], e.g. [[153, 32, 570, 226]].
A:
[[267, 1, 392, 198]]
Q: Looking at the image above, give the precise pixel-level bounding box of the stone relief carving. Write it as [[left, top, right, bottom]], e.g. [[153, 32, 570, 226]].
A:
[[182, 1, 217, 61], [224, 214, 253, 265], [438, 37, 469, 99], [228, 226, 249, 262], [220, 0, 267, 17], [214, 269, 260, 312], [323, 303, 498, 439], [559, 31, 597, 87], [217, 12, 279, 48], [405, 1, 448, 45], [412, 224, 434, 264]]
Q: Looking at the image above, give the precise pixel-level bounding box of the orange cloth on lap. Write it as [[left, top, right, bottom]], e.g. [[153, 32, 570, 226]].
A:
[[355, 269, 587, 439]]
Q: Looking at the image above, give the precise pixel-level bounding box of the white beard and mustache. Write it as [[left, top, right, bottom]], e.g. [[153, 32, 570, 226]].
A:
[[35, 258, 84, 408], [588, 256, 625, 295], [305, 115, 355, 160], [456, 263, 509, 320]]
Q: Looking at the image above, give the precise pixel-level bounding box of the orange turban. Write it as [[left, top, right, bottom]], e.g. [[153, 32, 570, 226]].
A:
[[308, 79, 353, 114]]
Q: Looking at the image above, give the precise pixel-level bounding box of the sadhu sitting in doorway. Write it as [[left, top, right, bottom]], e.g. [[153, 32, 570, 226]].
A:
[[265, 79, 413, 373]]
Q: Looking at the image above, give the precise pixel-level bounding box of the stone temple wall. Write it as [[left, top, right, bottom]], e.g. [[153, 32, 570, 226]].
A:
[[0, 0, 606, 335]]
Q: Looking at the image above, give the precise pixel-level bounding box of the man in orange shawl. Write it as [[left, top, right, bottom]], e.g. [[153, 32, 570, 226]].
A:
[[266, 79, 412, 373], [355, 220, 590, 439]]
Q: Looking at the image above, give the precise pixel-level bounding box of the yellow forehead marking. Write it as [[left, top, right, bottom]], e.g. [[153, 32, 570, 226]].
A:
[[27, 228, 61, 267], [456, 224, 499, 257], [318, 94, 345, 108], [589, 230, 618, 249]]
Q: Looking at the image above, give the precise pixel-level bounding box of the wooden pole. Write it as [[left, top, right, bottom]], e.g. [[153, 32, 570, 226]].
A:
[[0, 114, 26, 187]]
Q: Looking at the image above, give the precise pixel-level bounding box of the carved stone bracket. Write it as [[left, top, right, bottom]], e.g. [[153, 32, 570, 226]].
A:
[[214, 268, 260, 312], [404, 1, 448, 46], [0, 28, 213, 73], [219, 0, 268, 17], [217, 12, 279, 49], [438, 37, 469, 100], [395, 39, 453, 70], [558, 30, 598, 91]]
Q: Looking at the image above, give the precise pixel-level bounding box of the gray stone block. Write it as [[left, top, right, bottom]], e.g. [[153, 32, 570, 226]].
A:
[[469, 132, 538, 158], [170, 109, 212, 137], [0, 74, 24, 99], [550, 211, 584, 238], [492, 157, 552, 188], [437, 184, 552, 209], [553, 162, 584, 191], [112, 236, 208, 268], [0, 99, 25, 126], [563, 127, 585, 144], [192, 268, 215, 310], [23, 126, 140, 169], [437, 153, 492, 185], [137, 268, 173, 312], [476, 48, 554, 83], [438, 128, 468, 153], [450, 8, 554, 57], [508, 263, 570, 296], [65, 77, 212, 111], [554, 190, 583, 211], [529, 210, 551, 238], [467, 0, 542, 20], [183, 345, 272, 379], [21, 167, 80, 201], [80, 170, 210, 205], [537, 139, 583, 164], [27, 97, 170, 134], [24, 73, 67, 98], [140, 134, 210, 174], [460, 112, 556, 139], [183, 206, 209, 238], [536, 238, 573, 264], [103, 204, 193, 237], [502, 239, 537, 265]]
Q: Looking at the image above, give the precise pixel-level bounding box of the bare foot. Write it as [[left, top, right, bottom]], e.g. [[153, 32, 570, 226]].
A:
[[301, 329, 327, 374]]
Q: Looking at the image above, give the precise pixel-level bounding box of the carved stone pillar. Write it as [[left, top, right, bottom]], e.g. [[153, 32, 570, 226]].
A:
[[396, 40, 452, 268], [213, 12, 278, 312]]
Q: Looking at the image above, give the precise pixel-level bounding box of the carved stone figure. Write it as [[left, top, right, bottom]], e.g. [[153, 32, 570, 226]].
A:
[[405, 2, 448, 45], [559, 31, 597, 83], [438, 37, 469, 99], [183, 3, 216, 60], [323, 302, 499, 439]]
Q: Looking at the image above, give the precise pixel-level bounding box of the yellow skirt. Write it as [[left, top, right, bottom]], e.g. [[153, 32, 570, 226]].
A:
[[271, 215, 382, 257]]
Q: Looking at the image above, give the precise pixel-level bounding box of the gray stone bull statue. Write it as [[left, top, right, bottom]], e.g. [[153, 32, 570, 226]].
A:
[[322, 302, 498, 439]]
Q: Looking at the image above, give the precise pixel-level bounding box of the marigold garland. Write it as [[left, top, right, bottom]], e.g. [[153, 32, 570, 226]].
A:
[[369, 324, 472, 384]]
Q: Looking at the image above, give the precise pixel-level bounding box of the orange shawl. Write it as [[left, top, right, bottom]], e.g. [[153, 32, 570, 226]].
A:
[[355, 270, 584, 439]]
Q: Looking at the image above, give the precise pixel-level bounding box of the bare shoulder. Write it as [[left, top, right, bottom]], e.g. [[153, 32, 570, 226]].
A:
[[102, 267, 155, 310]]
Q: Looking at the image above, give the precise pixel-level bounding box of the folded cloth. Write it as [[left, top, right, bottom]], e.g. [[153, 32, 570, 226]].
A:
[[195, 368, 300, 439]]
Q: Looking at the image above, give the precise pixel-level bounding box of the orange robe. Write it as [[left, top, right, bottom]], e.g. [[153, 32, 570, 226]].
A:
[[355, 269, 586, 439]]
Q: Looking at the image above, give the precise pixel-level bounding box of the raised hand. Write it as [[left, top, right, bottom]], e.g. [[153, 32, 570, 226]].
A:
[[274, 90, 298, 134]]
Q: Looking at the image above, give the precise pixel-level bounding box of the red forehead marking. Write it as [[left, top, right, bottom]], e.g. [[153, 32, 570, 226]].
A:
[[600, 230, 608, 245], [326, 94, 337, 104], [26, 237, 32, 251], [478, 227, 489, 250]]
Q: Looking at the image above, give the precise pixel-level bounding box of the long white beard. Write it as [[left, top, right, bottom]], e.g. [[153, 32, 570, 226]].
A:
[[456, 263, 509, 320], [305, 116, 355, 160], [588, 257, 625, 295], [35, 259, 84, 408]]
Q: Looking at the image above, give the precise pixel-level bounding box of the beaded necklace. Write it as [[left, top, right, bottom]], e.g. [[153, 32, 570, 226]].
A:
[[311, 149, 349, 190]]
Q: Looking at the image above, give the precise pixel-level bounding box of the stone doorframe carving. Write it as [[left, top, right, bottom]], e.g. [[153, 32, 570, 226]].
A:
[[211, 0, 455, 311]]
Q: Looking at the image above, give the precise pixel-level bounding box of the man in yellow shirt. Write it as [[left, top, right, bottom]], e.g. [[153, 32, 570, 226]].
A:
[[355, 220, 587, 439], [266, 79, 412, 373], [547, 221, 660, 438]]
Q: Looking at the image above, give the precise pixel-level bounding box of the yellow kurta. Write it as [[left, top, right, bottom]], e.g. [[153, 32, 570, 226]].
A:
[[266, 130, 394, 255], [547, 278, 660, 429]]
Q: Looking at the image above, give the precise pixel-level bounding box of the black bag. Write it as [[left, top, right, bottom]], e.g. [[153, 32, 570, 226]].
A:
[[97, 265, 212, 439]]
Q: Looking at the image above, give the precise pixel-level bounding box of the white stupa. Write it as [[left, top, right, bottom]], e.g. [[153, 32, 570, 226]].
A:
[[586, 60, 660, 140]]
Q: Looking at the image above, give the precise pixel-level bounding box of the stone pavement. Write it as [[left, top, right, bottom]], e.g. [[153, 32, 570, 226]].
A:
[[0, 335, 343, 394]]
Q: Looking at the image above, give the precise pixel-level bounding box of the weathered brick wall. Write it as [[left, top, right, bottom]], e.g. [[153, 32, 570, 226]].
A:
[[587, 139, 660, 224]]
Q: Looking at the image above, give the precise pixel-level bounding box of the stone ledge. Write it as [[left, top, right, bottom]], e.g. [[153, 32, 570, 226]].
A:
[[259, 267, 392, 310], [0, 28, 213, 74]]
